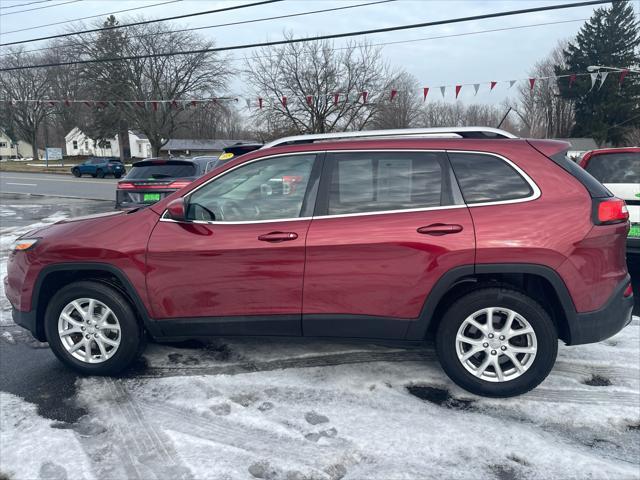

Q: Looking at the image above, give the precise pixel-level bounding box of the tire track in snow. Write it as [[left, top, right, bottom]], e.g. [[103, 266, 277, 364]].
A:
[[140, 399, 356, 474], [77, 378, 193, 480]]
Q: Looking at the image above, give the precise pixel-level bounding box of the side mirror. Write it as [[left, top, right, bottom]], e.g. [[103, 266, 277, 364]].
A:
[[166, 198, 186, 221]]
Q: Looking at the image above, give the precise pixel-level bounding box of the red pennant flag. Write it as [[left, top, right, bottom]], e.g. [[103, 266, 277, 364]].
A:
[[306, 95, 313, 106], [423, 87, 429, 101], [83, 101, 93, 108], [98, 101, 107, 109], [529, 78, 536, 90], [333, 93, 340, 105], [258, 97, 263, 110], [191, 100, 197, 107], [455, 85, 462, 99], [48, 100, 58, 107], [361, 91, 368, 103], [151, 101, 158, 111], [619, 69, 629, 86], [390, 89, 398, 101], [64, 99, 71, 107], [171, 100, 179, 109], [490, 81, 497, 91], [568, 74, 577, 88], [281, 96, 287, 107], [136, 101, 145, 109]]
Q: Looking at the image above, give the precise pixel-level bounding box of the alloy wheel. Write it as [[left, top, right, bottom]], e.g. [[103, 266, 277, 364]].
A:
[[455, 307, 537, 382], [57, 298, 121, 363]]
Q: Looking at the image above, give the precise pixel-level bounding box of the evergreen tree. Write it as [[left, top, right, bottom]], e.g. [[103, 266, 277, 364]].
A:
[[555, 0, 639, 146]]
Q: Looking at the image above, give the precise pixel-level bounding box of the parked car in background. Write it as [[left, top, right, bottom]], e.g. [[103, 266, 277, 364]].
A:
[[115, 158, 207, 209], [208, 142, 263, 170], [71, 157, 125, 178], [580, 147, 640, 255], [6, 127, 633, 397]]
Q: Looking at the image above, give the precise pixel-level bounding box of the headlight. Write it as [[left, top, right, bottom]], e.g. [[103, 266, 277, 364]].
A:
[[12, 238, 39, 252]]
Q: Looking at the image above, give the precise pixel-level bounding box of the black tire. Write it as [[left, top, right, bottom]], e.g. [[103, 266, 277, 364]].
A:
[[436, 287, 557, 397], [72, 168, 81, 177], [44, 280, 145, 375], [114, 173, 122, 179], [91, 173, 97, 178], [96, 169, 105, 178]]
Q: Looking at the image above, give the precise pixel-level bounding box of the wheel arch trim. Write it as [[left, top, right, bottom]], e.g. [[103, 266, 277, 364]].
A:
[[405, 263, 578, 341], [31, 262, 158, 339]]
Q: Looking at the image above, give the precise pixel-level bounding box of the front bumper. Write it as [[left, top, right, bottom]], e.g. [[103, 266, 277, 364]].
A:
[[11, 307, 42, 340], [567, 276, 634, 345]]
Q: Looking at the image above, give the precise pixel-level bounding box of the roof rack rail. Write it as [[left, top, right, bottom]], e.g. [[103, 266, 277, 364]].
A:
[[262, 127, 517, 149]]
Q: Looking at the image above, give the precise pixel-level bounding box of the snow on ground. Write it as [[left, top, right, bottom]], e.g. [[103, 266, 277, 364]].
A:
[[1, 196, 639, 480]]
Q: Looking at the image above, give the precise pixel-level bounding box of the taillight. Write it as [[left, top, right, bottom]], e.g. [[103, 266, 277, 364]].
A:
[[623, 283, 633, 297], [118, 182, 135, 189], [169, 181, 191, 189], [593, 198, 629, 225]]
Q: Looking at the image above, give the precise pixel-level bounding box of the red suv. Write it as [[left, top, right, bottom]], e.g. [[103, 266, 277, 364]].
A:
[[5, 127, 634, 397]]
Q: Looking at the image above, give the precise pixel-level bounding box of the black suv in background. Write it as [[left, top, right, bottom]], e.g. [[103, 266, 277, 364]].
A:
[[115, 158, 209, 209]]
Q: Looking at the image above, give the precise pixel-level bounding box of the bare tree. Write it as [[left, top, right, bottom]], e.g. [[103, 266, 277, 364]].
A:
[[370, 71, 422, 129], [245, 37, 398, 137], [511, 41, 575, 138], [126, 22, 228, 155], [0, 49, 53, 159]]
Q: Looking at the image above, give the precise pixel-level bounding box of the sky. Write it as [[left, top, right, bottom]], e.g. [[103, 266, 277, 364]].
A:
[[0, 0, 636, 105]]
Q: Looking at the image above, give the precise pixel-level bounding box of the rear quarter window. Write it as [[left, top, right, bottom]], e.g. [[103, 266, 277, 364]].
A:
[[584, 152, 640, 184], [449, 152, 533, 204]]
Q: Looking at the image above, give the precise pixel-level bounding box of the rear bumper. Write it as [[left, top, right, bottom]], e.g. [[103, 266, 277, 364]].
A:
[[627, 237, 640, 256], [566, 276, 634, 345], [115, 189, 176, 209]]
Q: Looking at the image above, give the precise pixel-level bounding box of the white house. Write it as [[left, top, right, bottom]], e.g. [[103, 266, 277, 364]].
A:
[[0, 128, 44, 160], [65, 127, 152, 159], [0, 128, 18, 159]]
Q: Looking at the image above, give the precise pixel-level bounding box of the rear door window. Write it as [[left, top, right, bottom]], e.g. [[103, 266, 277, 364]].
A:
[[126, 163, 196, 179], [325, 151, 448, 215], [584, 152, 640, 184], [449, 152, 533, 204]]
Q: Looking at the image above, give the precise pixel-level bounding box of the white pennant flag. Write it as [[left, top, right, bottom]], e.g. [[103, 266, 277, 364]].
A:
[[245, 98, 251, 108], [589, 72, 599, 91], [598, 71, 609, 90], [440, 86, 446, 98], [509, 80, 517, 88], [473, 84, 480, 96]]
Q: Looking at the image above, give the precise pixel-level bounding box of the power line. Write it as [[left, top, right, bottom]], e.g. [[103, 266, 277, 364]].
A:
[[1, 0, 181, 34], [0, 0, 284, 46], [0, 0, 612, 72], [229, 18, 590, 64], [0, 0, 394, 57], [0, 0, 80, 16], [0, 0, 53, 10]]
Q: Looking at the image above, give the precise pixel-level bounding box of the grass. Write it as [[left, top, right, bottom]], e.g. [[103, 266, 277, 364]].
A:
[[0, 161, 72, 175]]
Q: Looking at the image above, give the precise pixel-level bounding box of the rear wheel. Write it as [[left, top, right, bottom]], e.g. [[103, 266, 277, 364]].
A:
[[114, 173, 122, 179], [436, 288, 557, 397], [72, 167, 81, 177], [44, 281, 145, 375], [96, 169, 105, 178]]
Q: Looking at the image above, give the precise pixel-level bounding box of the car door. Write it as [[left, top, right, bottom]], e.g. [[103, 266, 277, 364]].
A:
[[146, 153, 321, 337], [302, 150, 475, 339]]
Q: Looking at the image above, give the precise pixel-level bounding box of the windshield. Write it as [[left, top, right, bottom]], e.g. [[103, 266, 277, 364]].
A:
[[126, 163, 196, 180], [584, 152, 640, 184]]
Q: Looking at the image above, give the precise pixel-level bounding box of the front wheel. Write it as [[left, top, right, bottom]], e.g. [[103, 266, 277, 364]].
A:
[[114, 173, 122, 179], [72, 168, 81, 177], [436, 287, 557, 397], [44, 280, 145, 375]]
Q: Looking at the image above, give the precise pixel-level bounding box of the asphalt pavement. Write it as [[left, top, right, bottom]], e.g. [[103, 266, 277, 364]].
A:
[[0, 171, 117, 201]]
